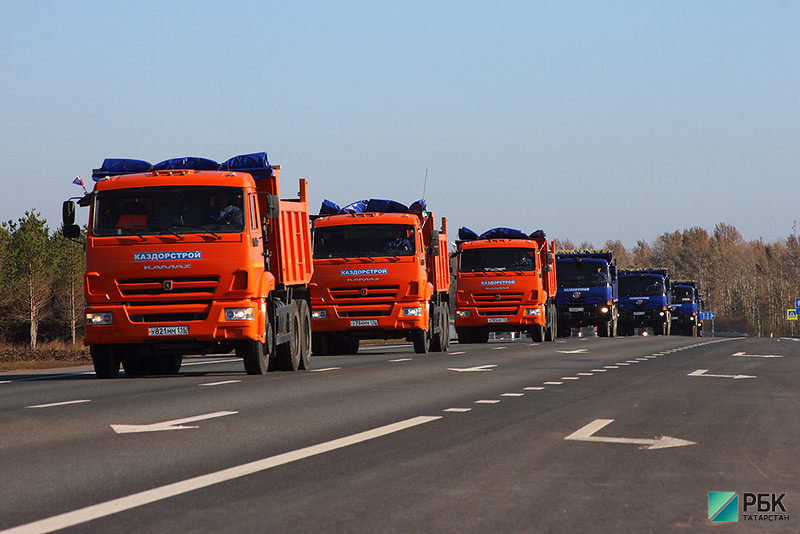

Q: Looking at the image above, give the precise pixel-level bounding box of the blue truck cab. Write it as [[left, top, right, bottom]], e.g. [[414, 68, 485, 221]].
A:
[[555, 251, 618, 337], [670, 281, 703, 337], [618, 268, 672, 335]]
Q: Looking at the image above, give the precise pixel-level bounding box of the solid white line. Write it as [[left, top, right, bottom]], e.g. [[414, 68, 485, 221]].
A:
[[198, 380, 241, 387], [0, 416, 441, 534], [309, 367, 341, 372], [25, 399, 91, 409], [443, 408, 471, 413]]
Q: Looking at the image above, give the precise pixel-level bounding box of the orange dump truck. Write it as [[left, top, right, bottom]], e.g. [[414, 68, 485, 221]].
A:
[[62, 152, 313, 377], [309, 199, 450, 354], [454, 227, 557, 343]]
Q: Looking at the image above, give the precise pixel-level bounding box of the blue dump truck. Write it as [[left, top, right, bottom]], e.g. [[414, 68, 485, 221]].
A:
[[670, 281, 703, 337], [618, 268, 672, 335], [555, 250, 618, 337]]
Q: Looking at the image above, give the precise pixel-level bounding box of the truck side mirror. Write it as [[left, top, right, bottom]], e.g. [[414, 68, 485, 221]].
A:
[[544, 264, 552, 272], [63, 201, 76, 226], [430, 229, 439, 242], [63, 224, 81, 239], [427, 245, 440, 257], [546, 252, 554, 264], [265, 194, 280, 219]]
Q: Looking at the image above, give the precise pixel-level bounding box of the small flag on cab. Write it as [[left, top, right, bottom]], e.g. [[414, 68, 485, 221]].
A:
[[72, 176, 88, 194]]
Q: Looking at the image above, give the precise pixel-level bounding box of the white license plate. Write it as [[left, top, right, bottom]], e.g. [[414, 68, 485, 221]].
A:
[[351, 319, 378, 327], [633, 311, 645, 316], [487, 317, 509, 323], [569, 307, 584, 312], [148, 326, 189, 336]]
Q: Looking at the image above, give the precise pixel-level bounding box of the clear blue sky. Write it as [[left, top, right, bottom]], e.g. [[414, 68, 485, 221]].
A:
[[1, 1, 798, 248]]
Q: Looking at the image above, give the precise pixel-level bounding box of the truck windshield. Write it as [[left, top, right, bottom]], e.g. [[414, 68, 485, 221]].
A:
[[619, 275, 664, 297], [92, 186, 245, 236], [459, 248, 536, 272], [314, 224, 416, 258], [556, 260, 609, 287], [672, 286, 694, 302]]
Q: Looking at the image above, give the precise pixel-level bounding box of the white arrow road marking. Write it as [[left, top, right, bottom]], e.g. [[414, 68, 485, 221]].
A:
[[565, 419, 697, 450], [688, 369, 756, 380], [732, 352, 782, 358], [448, 364, 497, 372], [557, 349, 588, 354], [6, 416, 440, 534], [111, 411, 238, 434]]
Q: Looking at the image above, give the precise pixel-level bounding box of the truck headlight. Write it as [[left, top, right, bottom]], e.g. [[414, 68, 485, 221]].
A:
[[600, 306, 609, 314], [225, 308, 254, 321], [403, 307, 423, 317], [524, 308, 541, 316], [455, 310, 470, 318], [659, 311, 665, 317], [312, 309, 327, 319], [86, 312, 113, 325]]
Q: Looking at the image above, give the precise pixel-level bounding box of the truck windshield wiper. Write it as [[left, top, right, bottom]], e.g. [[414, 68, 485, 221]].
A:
[[172, 224, 221, 240]]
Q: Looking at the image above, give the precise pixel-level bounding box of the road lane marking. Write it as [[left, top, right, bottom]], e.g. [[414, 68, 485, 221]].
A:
[[444, 408, 471, 413], [561, 377, 580, 380], [578, 373, 594, 376], [448, 365, 497, 372], [388, 358, 412, 362], [310, 367, 341, 372], [565, 419, 697, 450], [26, 400, 91, 409], [491, 346, 507, 350], [111, 411, 239, 434], [475, 400, 501, 404], [543, 381, 563, 385], [688, 369, 756, 380], [199, 380, 241, 387], [2, 415, 441, 534], [501, 393, 524, 397], [448, 351, 466, 355], [591, 369, 607, 372], [558, 349, 588, 354], [732, 352, 782, 358], [615, 363, 630, 366], [524, 387, 545, 391], [604, 366, 618, 369]]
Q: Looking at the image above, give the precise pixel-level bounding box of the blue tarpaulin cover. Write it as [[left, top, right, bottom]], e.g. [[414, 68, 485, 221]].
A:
[[219, 152, 273, 178], [319, 198, 427, 215], [458, 227, 546, 240], [91, 158, 152, 181], [151, 157, 219, 172], [458, 227, 478, 240]]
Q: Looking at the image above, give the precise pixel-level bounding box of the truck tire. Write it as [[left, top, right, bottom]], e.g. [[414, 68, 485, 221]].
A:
[[530, 324, 545, 342], [431, 304, 449, 352], [275, 304, 301, 371], [598, 319, 612, 338], [90, 344, 120, 379], [545, 305, 557, 341], [298, 300, 312, 369], [456, 327, 472, 344], [312, 332, 329, 355], [239, 339, 269, 375], [344, 337, 360, 355]]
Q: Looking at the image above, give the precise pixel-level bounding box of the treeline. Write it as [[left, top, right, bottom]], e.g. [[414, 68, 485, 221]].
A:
[[556, 222, 800, 336], [1, 212, 797, 349], [0, 211, 85, 349]]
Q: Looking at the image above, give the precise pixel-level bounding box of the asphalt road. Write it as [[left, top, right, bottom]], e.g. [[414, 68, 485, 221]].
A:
[[1, 335, 798, 533]]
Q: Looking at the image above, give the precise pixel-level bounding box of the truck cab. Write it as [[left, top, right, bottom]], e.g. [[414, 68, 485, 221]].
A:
[[454, 227, 557, 343], [670, 281, 703, 336], [618, 269, 671, 335], [555, 251, 618, 337], [309, 199, 450, 355]]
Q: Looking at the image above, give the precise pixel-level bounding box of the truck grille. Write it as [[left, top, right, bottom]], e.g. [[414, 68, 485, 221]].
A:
[[472, 292, 523, 316], [117, 276, 220, 297], [329, 285, 400, 302], [127, 301, 212, 323]]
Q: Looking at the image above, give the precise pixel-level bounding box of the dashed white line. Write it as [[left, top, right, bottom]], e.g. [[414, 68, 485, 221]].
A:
[[561, 377, 580, 380], [310, 367, 341, 372], [475, 400, 501, 404], [591, 369, 608, 372], [501, 393, 524, 397], [388, 358, 412, 363], [199, 380, 241, 387], [578, 373, 594, 376], [26, 400, 91, 409], [491, 346, 507, 350], [444, 408, 471, 413], [448, 351, 466, 355], [524, 387, 545, 391], [604, 366, 618, 369], [543, 381, 563, 385]]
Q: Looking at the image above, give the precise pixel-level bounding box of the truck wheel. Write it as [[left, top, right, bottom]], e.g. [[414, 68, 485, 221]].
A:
[[440, 303, 450, 352], [412, 327, 430, 354], [163, 355, 182, 375], [530, 324, 544, 342], [275, 305, 301, 371], [298, 300, 312, 369], [90, 345, 120, 379], [344, 337, 360, 354], [312, 332, 329, 355], [431, 304, 446, 352], [122, 356, 145, 377], [545, 306, 557, 341], [239, 339, 269, 375], [598, 320, 612, 338]]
